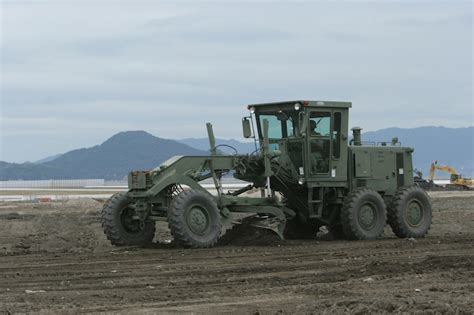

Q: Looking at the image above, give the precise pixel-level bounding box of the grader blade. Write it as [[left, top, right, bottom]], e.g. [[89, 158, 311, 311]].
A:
[[234, 215, 286, 240]]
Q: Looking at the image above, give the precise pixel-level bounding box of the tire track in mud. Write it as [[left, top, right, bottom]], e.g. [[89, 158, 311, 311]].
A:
[[1, 194, 473, 314], [3, 253, 472, 314], [0, 235, 470, 274], [1, 237, 472, 313]]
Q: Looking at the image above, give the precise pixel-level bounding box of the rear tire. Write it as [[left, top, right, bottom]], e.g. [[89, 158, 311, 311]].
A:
[[101, 193, 156, 246], [341, 188, 387, 240], [388, 185, 432, 238], [168, 190, 221, 248]]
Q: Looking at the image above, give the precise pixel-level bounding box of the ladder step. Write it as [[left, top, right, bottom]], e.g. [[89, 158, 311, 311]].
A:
[[308, 200, 322, 204]]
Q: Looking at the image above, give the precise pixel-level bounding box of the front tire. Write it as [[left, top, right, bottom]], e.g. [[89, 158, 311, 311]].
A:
[[388, 186, 432, 238], [101, 193, 156, 246], [341, 188, 387, 240], [168, 190, 221, 248]]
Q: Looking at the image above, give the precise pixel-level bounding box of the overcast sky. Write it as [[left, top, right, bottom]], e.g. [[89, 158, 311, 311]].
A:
[[1, 1, 472, 163]]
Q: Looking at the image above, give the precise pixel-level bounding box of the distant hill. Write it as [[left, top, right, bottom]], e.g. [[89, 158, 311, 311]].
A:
[[34, 153, 62, 164], [1, 126, 472, 181], [0, 131, 208, 180], [0, 161, 65, 181]]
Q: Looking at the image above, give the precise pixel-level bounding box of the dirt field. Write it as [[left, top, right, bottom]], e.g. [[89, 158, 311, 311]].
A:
[[0, 191, 472, 314]]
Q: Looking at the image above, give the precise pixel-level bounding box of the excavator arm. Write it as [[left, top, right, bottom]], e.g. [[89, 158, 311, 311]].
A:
[[429, 161, 473, 187], [429, 161, 459, 181]]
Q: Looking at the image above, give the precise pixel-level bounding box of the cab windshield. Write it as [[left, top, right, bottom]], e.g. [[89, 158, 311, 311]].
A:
[[257, 112, 295, 140]]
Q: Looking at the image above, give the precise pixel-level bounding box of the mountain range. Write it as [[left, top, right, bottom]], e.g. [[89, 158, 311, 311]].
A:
[[0, 131, 208, 180], [1, 126, 472, 180]]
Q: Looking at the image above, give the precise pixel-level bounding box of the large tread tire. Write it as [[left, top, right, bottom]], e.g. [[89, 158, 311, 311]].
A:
[[341, 188, 387, 240], [388, 185, 432, 238], [101, 192, 156, 246], [168, 190, 221, 248]]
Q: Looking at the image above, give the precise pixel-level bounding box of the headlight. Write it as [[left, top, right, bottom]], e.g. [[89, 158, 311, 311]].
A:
[[298, 178, 305, 185], [249, 106, 255, 114], [294, 103, 301, 111]]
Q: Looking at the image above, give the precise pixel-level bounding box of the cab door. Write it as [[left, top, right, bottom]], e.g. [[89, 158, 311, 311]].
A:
[[305, 109, 348, 182], [306, 110, 332, 178]]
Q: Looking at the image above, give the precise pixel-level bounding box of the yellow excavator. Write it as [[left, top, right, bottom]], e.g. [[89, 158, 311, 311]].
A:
[[429, 161, 474, 188]]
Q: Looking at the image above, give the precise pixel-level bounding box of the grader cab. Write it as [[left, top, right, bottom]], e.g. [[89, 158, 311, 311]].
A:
[[101, 100, 432, 248]]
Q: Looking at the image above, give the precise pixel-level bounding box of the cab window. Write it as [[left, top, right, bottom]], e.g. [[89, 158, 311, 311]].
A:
[[309, 112, 331, 174], [258, 114, 294, 139], [309, 112, 331, 136]]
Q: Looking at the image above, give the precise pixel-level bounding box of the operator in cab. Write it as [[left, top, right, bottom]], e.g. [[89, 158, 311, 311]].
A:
[[310, 120, 321, 136]]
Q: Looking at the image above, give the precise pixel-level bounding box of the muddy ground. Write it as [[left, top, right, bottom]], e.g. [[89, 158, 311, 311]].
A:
[[0, 191, 472, 314]]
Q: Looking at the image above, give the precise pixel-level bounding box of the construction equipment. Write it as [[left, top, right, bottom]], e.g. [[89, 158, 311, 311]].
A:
[[101, 100, 432, 248], [429, 161, 473, 188], [413, 169, 433, 190]]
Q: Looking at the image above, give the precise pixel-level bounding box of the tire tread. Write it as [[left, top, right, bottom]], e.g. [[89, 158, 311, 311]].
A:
[[101, 192, 155, 246], [341, 188, 387, 240], [387, 185, 432, 238], [168, 190, 221, 248]]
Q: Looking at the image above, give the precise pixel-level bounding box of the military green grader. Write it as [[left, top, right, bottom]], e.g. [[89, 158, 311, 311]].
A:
[[101, 100, 432, 248]]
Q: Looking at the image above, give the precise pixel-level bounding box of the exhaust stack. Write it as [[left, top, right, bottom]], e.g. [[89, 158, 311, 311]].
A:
[[351, 127, 362, 146]]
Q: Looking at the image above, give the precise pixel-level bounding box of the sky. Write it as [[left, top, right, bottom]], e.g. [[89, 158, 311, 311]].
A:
[[1, 0, 473, 163]]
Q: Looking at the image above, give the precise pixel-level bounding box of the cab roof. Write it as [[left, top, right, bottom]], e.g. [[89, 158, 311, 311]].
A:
[[247, 100, 352, 109]]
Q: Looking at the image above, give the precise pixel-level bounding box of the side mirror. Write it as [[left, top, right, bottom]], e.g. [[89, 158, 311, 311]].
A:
[[242, 117, 252, 138], [298, 112, 307, 136]]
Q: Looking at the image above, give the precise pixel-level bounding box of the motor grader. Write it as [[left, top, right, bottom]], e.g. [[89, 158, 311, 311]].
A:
[[101, 100, 432, 248]]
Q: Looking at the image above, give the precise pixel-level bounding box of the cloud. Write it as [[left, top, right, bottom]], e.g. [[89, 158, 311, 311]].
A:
[[1, 1, 472, 162]]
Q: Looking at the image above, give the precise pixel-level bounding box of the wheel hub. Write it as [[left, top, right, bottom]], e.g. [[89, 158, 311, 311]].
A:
[[358, 203, 376, 230], [120, 207, 141, 233], [187, 206, 209, 234], [406, 200, 423, 227]]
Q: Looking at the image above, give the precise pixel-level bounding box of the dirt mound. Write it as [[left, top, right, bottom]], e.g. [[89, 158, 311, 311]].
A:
[[0, 212, 29, 220], [6, 212, 107, 255], [0, 200, 111, 256], [218, 221, 283, 246]]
